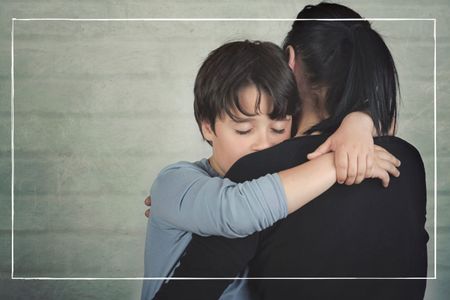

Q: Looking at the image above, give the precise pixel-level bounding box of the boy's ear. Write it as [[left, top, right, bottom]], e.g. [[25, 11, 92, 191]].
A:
[[201, 121, 215, 143], [287, 45, 296, 71]]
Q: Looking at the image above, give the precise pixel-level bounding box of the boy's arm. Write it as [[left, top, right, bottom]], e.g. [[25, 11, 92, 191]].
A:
[[152, 157, 339, 238], [151, 157, 339, 238], [152, 150, 399, 238], [146, 157, 336, 230], [308, 112, 378, 185], [151, 162, 288, 238], [279, 153, 335, 213], [280, 146, 399, 214]]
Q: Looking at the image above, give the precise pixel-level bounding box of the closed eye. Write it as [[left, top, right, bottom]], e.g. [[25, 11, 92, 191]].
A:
[[271, 128, 286, 134], [235, 129, 252, 135]]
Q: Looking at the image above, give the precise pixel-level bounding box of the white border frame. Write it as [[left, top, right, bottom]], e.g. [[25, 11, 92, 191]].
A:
[[10, 17, 437, 281]]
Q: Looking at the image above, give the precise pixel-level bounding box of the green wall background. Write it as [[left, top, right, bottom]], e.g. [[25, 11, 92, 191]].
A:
[[0, 0, 448, 299]]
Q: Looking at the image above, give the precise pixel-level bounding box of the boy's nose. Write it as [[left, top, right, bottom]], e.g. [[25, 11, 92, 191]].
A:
[[252, 135, 272, 152]]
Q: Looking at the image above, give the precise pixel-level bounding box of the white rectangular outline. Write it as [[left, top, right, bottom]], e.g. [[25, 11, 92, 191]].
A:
[[10, 17, 437, 281]]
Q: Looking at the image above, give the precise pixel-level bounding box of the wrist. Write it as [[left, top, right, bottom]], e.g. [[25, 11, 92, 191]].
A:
[[344, 112, 375, 136], [345, 112, 372, 128], [320, 152, 336, 175]]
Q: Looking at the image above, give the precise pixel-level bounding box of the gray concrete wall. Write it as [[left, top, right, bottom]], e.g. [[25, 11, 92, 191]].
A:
[[0, 0, 448, 299]]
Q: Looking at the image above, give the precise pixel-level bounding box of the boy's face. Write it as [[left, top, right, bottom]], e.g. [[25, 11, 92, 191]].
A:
[[202, 85, 292, 176]]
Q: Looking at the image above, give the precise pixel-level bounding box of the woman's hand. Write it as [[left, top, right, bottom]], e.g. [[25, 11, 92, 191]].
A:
[[144, 196, 151, 218], [307, 112, 376, 185]]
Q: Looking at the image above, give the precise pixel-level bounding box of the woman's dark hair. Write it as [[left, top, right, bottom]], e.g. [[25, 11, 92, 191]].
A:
[[194, 40, 300, 143], [283, 2, 399, 135]]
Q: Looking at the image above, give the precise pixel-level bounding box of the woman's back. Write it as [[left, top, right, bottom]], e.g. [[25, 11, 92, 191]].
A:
[[236, 135, 428, 299]]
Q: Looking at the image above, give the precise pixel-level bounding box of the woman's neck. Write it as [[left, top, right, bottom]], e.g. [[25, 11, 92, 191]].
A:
[[295, 108, 323, 137]]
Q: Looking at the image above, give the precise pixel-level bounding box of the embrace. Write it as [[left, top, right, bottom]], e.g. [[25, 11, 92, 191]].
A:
[[142, 3, 428, 300]]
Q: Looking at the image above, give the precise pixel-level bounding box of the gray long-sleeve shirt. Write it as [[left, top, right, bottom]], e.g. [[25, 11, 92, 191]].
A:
[[141, 158, 288, 300]]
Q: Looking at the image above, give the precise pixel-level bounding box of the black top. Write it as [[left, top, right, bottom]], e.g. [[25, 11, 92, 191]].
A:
[[154, 135, 428, 300]]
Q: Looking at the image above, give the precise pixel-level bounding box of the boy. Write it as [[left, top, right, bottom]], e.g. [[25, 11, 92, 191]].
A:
[[142, 40, 399, 300]]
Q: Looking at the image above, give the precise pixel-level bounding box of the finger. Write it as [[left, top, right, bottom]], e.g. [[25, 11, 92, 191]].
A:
[[145, 209, 150, 218], [335, 149, 348, 184], [375, 149, 401, 169], [307, 138, 332, 160], [144, 196, 152, 206], [366, 147, 374, 178], [354, 152, 366, 184], [379, 151, 401, 167], [345, 151, 358, 185], [374, 146, 401, 167], [376, 158, 401, 178], [380, 170, 390, 188], [374, 145, 389, 153], [372, 167, 390, 188]]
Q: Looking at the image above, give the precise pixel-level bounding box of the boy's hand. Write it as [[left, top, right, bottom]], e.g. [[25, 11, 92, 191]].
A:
[[307, 112, 374, 185], [144, 196, 151, 218], [369, 145, 401, 187]]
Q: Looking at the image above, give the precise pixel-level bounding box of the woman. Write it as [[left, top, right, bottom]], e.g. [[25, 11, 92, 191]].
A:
[[152, 3, 428, 300]]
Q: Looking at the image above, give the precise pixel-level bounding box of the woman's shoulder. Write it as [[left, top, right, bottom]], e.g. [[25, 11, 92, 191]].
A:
[[226, 135, 329, 181], [375, 136, 425, 176], [375, 136, 423, 160]]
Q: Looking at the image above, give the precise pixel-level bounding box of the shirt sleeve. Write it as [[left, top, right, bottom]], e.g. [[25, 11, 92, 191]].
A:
[[150, 161, 288, 238]]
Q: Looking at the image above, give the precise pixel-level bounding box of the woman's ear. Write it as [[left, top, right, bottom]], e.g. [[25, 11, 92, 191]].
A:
[[201, 121, 215, 143], [287, 45, 296, 71]]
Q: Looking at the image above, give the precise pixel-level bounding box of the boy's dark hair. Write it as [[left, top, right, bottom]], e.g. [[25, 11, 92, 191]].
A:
[[194, 40, 300, 144], [283, 2, 399, 135]]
